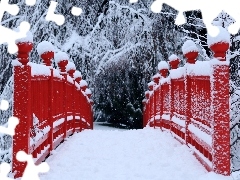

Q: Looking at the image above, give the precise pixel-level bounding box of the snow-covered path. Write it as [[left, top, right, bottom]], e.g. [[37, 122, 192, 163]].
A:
[[40, 123, 232, 180]]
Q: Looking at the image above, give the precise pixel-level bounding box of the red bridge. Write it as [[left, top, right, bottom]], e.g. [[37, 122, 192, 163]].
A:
[[9, 29, 232, 178], [143, 31, 231, 176], [11, 40, 94, 178]]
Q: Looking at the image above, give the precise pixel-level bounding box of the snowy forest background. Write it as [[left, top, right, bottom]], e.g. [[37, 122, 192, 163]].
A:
[[1, 0, 240, 173]]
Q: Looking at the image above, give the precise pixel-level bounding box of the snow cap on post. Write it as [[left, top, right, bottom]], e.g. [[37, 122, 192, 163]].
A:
[[74, 71, 82, 83], [207, 27, 230, 61], [80, 80, 88, 91], [85, 88, 92, 98], [15, 31, 33, 65], [90, 99, 94, 106], [37, 41, 55, 66], [158, 61, 169, 78], [153, 73, 161, 84], [168, 54, 180, 69], [15, 31, 33, 44], [55, 51, 69, 74], [182, 40, 198, 64], [66, 61, 76, 78], [145, 91, 150, 99], [148, 81, 155, 91], [142, 99, 147, 104]]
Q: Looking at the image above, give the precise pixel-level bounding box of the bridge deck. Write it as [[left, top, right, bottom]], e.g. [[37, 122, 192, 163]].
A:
[[40, 123, 230, 180]]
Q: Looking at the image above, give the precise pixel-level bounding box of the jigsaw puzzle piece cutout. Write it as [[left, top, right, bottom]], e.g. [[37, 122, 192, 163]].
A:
[[0, 21, 30, 54], [17, 151, 50, 180], [0, 100, 9, 111], [0, 116, 19, 136], [71, 6, 82, 16], [25, 0, 36, 6], [129, 0, 138, 3], [46, 1, 65, 26], [152, 0, 240, 35], [0, 163, 14, 180], [0, 0, 19, 21]]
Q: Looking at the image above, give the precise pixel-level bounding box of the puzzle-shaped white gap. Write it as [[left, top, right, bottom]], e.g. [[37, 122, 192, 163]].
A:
[[0, 0, 31, 54], [0, 152, 50, 180], [25, 0, 36, 6], [71, 7, 82, 16], [151, 0, 240, 36], [17, 151, 50, 180], [0, 100, 19, 136]]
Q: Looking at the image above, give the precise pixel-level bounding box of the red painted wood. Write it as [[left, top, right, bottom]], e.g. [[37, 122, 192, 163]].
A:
[[12, 43, 94, 178], [143, 41, 231, 176], [211, 61, 230, 175]]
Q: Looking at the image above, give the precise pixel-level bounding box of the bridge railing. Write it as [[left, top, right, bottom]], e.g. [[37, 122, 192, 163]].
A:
[[143, 29, 230, 176], [12, 38, 94, 178]]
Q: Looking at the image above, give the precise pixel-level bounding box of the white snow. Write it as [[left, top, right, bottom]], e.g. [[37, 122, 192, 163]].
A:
[[188, 124, 212, 147], [52, 68, 63, 79], [187, 61, 211, 76], [74, 71, 82, 79], [210, 58, 229, 66], [80, 80, 88, 87], [30, 125, 50, 146], [67, 75, 74, 84], [85, 88, 92, 95], [169, 54, 179, 62], [207, 27, 230, 47], [33, 145, 50, 163], [158, 61, 169, 70], [67, 116, 74, 121], [170, 67, 185, 79], [53, 118, 65, 127], [11, 60, 22, 66], [37, 41, 55, 56], [75, 82, 80, 89], [160, 77, 170, 84], [148, 81, 155, 86], [29, 62, 51, 76], [54, 51, 69, 64], [15, 31, 33, 44], [172, 115, 186, 128], [152, 73, 161, 79], [162, 114, 170, 120], [40, 123, 231, 180], [66, 62, 76, 72], [182, 40, 198, 55]]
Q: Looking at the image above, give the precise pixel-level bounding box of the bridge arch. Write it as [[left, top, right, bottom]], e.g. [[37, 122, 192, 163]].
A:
[[12, 37, 94, 178], [143, 29, 231, 176]]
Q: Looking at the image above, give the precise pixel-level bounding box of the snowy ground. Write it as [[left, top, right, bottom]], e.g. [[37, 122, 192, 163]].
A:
[[40, 123, 233, 180], [93, 122, 128, 131]]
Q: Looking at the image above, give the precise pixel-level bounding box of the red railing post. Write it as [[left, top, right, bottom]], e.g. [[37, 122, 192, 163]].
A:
[[55, 52, 69, 139], [148, 81, 155, 128], [12, 41, 33, 178], [38, 42, 55, 152], [209, 38, 230, 175], [183, 40, 199, 145], [169, 55, 181, 133], [74, 71, 82, 131], [86, 88, 92, 129], [80, 80, 88, 129], [67, 62, 76, 134], [153, 74, 160, 127], [158, 61, 169, 130], [90, 99, 94, 129], [142, 99, 146, 127], [145, 91, 150, 125]]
